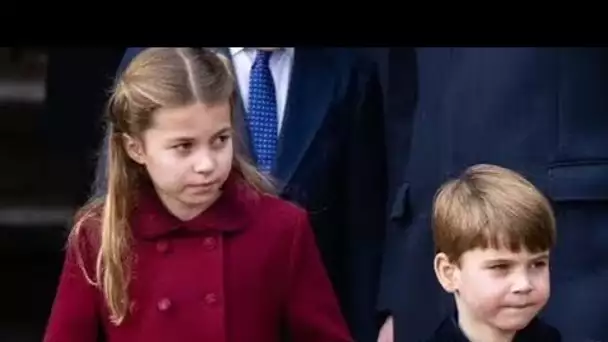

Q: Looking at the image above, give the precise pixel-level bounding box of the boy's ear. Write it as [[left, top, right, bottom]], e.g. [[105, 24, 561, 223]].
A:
[[434, 252, 459, 293], [122, 134, 146, 165]]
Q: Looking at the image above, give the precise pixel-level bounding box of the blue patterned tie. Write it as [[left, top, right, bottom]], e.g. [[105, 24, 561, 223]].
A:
[[247, 50, 278, 173]]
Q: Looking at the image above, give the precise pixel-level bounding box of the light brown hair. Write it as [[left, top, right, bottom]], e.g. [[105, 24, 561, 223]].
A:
[[432, 164, 556, 263], [70, 48, 275, 325]]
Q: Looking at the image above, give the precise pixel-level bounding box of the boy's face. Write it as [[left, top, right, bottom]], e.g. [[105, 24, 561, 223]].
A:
[[442, 248, 550, 333]]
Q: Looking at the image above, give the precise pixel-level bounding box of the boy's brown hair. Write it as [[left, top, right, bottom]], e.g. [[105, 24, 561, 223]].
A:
[[432, 164, 556, 263]]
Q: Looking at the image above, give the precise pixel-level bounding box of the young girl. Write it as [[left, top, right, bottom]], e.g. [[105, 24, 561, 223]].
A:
[[43, 48, 353, 342]]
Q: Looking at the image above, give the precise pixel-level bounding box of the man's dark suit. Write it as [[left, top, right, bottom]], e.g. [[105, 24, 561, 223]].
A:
[[379, 48, 608, 342], [93, 47, 387, 342]]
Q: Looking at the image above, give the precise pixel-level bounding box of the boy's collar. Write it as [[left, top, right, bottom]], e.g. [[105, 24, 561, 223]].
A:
[[429, 310, 559, 342]]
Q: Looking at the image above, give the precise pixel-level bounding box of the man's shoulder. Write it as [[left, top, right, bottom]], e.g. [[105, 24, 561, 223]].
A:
[[116, 47, 148, 76]]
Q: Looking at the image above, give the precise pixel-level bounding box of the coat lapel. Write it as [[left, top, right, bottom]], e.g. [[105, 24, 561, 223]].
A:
[[274, 48, 337, 189]]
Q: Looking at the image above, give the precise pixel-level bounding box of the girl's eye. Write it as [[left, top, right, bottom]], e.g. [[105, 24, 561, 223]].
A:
[[174, 142, 192, 152], [212, 134, 231, 148]]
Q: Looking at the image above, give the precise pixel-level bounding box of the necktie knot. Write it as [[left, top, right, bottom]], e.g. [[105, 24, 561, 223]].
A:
[[254, 50, 273, 66]]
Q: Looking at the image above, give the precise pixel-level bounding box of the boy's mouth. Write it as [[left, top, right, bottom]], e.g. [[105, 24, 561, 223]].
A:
[[504, 303, 534, 309]]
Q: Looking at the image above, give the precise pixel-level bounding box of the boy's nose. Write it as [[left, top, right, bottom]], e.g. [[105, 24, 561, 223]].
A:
[[512, 273, 533, 294]]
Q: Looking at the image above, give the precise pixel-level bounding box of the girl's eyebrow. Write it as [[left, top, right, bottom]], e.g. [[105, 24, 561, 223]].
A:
[[167, 136, 195, 144], [210, 126, 233, 139]]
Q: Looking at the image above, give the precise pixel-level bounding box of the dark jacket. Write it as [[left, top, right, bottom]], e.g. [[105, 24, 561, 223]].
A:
[[426, 313, 561, 342]]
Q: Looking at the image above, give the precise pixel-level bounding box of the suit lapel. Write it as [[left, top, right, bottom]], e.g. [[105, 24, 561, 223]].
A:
[[212, 48, 337, 193], [274, 48, 337, 189], [214, 47, 253, 161]]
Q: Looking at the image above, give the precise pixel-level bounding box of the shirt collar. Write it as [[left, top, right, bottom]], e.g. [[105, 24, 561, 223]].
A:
[[229, 47, 294, 57], [229, 47, 245, 56]]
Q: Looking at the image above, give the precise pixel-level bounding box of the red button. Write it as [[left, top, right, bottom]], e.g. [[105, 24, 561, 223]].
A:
[[204, 293, 219, 305], [203, 237, 217, 250], [157, 298, 171, 311], [156, 241, 169, 253]]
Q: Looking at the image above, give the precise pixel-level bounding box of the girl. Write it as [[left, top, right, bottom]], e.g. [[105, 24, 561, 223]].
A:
[[43, 48, 353, 342]]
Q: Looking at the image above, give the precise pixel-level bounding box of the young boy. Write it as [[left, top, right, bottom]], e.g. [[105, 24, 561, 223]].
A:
[[427, 164, 562, 342]]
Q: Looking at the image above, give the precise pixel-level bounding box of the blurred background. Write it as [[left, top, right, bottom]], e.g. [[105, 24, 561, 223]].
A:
[[0, 47, 125, 341]]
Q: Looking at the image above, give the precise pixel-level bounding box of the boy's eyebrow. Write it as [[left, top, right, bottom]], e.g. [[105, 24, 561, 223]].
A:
[[529, 252, 550, 261], [484, 252, 550, 265], [484, 258, 515, 264]]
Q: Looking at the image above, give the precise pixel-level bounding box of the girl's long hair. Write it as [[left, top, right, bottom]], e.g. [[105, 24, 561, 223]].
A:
[[69, 48, 274, 325]]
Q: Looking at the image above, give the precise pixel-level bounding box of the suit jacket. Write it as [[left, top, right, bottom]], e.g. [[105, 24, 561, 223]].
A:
[[44, 172, 352, 342], [92, 47, 387, 342], [379, 47, 608, 342]]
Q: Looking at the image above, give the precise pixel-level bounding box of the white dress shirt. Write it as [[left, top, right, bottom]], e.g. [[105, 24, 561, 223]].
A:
[[229, 47, 294, 131]]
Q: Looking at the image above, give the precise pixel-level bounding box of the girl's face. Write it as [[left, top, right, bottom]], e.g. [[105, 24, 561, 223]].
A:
[[124, 101, 234, 220]]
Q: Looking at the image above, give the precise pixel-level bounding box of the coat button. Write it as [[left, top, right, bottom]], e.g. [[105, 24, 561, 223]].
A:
[[156, 241, 169, 253], [157, 297, 172, 311], [203, 237, 217, 250], [204, 293, 219, 305]]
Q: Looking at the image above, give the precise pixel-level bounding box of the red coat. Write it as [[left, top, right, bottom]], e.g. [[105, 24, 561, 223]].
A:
[[43, 173, 353, 342]]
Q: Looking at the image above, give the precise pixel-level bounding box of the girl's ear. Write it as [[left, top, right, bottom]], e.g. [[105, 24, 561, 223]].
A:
[[122, 133, 146, 165], [433, 252, 460, 293]]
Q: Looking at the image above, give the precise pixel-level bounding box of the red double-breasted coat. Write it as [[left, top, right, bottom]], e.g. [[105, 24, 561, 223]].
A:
[[43, 173, 353, 342]]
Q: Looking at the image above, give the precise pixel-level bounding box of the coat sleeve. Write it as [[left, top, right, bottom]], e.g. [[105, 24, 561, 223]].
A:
[[285, 210, 354, 342], [43, 229, 100, 342]]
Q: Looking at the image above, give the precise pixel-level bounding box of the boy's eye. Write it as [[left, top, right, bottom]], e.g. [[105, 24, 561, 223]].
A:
[[531, 260, 548, 269], [489, 264, 510, 271]]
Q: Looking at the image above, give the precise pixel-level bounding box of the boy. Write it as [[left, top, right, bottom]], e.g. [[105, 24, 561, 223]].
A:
[[427, 164, 561, 342]]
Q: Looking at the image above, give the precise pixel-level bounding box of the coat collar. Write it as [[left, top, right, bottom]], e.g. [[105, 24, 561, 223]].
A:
[[131, 171, 257, 240], [428, 311, 561, 342]]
